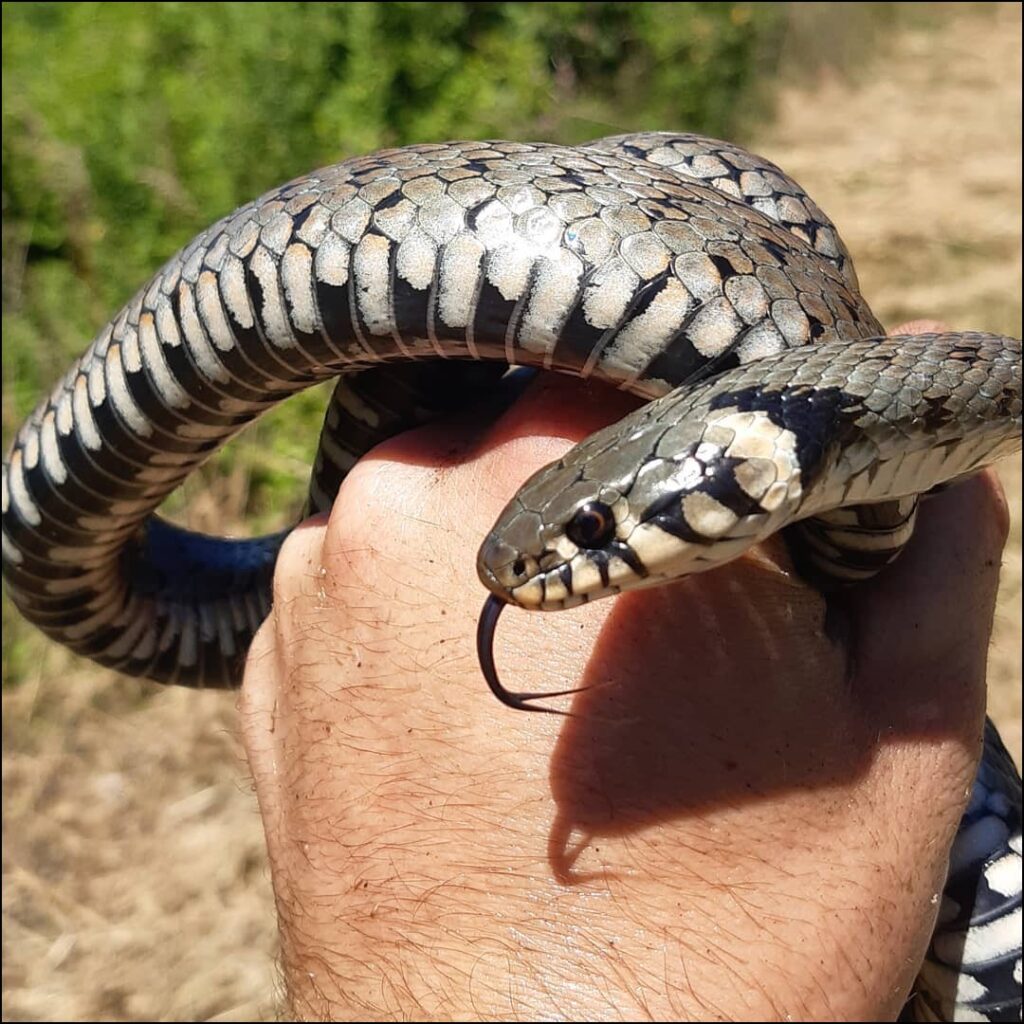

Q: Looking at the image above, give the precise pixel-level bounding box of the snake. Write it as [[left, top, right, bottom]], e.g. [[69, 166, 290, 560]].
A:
[[1, 132, 1021, 1021]]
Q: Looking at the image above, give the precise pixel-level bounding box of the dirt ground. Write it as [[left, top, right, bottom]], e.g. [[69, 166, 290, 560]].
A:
[[2, 5, 1021, 1021]]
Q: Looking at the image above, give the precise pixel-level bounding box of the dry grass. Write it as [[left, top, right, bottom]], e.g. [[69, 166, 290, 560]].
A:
[[2, 4, 1021, 1020]]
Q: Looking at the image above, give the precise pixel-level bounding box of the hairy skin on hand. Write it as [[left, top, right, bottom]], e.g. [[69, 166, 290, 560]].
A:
[[240, 324, 1009, 1022]]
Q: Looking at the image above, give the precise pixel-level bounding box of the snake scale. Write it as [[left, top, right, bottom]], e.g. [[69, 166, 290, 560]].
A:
[[2, 132, 1021, 1021]]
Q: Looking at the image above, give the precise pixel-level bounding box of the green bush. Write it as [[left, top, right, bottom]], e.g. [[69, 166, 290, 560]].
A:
[[2, 1, 785, 416]]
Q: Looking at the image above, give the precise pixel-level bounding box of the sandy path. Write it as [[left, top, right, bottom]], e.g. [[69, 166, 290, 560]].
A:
[[2, 6, 1020, 1020]]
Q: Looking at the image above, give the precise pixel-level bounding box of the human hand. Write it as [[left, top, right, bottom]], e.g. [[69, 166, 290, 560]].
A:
[[240, 321, 1009, 1021]]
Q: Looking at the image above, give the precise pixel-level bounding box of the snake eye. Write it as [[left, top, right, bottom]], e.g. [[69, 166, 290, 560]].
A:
[[566, 500, 616, 549]]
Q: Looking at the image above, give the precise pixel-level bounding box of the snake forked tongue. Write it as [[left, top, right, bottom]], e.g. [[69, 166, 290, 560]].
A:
[[476, 596, 584, 714]]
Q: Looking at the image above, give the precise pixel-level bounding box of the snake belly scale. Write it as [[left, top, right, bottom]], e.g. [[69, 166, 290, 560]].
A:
[[1, 133, 1021, 1022]]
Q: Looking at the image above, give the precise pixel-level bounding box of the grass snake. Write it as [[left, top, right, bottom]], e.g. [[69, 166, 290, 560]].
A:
[[2, 132, 1021, 1022]]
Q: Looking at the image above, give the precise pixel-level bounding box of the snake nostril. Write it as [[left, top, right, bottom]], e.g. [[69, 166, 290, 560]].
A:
[[512, 557, 526, 577]]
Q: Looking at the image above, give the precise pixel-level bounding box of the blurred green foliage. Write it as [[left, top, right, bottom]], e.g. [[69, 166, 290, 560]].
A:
[[2, 1, 786, 429]]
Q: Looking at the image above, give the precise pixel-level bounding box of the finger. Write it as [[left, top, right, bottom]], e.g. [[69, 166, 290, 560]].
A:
[[841, 471, 1009, 865], [240, 511, 329, 706], [239, 514, 329, 835], [851, 471, 1008, 728], [348, 371, 641, 504], [890, 318, 952, 335], [819, 472, 1012, 1012]]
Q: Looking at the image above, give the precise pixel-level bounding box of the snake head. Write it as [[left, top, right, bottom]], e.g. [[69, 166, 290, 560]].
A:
[[477, 388, 808, 611], [476, 484, 643, 610]]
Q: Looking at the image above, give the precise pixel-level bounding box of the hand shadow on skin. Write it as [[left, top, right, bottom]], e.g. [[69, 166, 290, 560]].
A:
[[543, 474, 1000, 882]]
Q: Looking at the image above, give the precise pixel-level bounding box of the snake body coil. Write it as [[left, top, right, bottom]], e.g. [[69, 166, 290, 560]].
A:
[[2, 133, 1021, 1021]]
